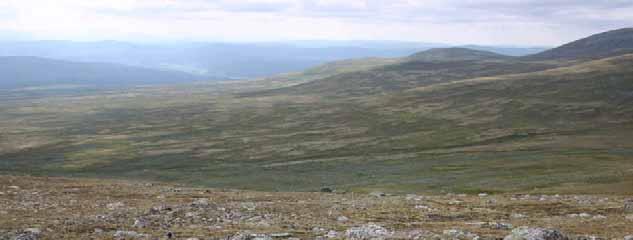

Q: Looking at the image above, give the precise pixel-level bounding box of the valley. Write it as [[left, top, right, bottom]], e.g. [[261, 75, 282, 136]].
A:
[[2, 29, 633, 194]]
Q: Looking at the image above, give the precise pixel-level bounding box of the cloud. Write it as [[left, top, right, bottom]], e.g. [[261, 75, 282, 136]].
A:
[[0, 0, 631, 45]]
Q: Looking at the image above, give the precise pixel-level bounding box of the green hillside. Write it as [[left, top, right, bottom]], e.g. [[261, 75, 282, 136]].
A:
[[408, 47, 512, 62], [1, 29, 633, 194]]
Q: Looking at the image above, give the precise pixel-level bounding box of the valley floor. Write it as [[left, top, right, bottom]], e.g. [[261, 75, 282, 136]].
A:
[[1, 175, 632, 239]]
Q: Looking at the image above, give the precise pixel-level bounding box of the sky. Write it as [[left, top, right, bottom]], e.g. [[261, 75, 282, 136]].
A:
[[0, 0, 632, 46]]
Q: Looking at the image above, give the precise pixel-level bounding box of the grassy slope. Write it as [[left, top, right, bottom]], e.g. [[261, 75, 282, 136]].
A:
[[1, 52, 632, 194]]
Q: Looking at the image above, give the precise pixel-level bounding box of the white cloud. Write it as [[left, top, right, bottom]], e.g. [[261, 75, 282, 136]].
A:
[[0, 0, 631, 45]]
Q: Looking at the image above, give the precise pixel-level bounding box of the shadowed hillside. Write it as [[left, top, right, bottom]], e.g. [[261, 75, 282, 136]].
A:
[[525, 28, 633, 61]]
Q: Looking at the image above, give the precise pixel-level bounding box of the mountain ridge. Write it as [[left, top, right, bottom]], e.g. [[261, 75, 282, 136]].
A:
[[525, 28, 633, 61], [407, 47, 512, 62]]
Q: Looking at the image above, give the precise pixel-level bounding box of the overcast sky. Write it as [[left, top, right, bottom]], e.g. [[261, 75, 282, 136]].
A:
[[0, 0, 632, 46]]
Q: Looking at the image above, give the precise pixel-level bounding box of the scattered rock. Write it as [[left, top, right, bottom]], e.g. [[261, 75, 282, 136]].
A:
[[325, 230, 338, 238], [22, 229, 40, 235], [443, 229, 480, 240], [504, 227, 569, 240], [626, 215, 633, 221], [241, 202, 256, 211], [511, 213, 527, 219], [568, 213, 591, 218], [8, 186, 20, 190], [579, 213, 592, 218], [401, 230, 439, 240], [369, 192, 386, 197], [250, 234, 273, 240], [114, 230, 140, 239], [14, 233, 39, 240], [337, 216, 349, 223], [478, 193, 489, 197], [270, 233, 291, 238], [624, 199, 633, 213], [13, 228, 42, 240], [133, 218, 150, 228], [575, 236, 604, 240], [345, 223, 391, 240], [484, 222, 513, 230], [192, 198, 210, 207], [107, 202, 125, 210], [405, 194, 424, 201], [624, 235, 633, 240]]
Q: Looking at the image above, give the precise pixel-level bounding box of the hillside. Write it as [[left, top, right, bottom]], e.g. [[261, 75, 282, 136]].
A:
[[266, 56, 556, 97], [407, 48, 512, 62], [525, 28, 633, 60], [1, 29, 632, 194], [269, 57, 401, 83], [0, 56, 200, 89], [1, 55, 632, 193]]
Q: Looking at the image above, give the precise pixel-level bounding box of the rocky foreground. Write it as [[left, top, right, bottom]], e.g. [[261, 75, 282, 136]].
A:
[[1, 176, 632, 240]]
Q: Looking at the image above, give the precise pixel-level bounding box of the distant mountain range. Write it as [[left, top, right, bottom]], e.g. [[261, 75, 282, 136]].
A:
[[0, 56, 199, 89], [0, 40, 548, 79]]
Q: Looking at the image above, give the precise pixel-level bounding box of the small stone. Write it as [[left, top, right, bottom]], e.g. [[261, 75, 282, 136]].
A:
[[369, 192, 386, 197], [107, 202, 125, 210], [186, 238, 200, 240], [478, 193, 489, 197], [405, 194, 423, 201], [94, 228, 104, 234], [579, 213, 592, 218], [8, 186, 20, 190], [337, 216, 349, 222], [345, 223, 391, 240], [443, 229, 479, 240], [624, 199, 633, 213], [511, 213, 527, 219], [133, 218, 150, 228], [415, 205, 434, 211], [241, 202, 256, 211], [250, 234, 273, 240], [14, 233, 39, 240], [271, 233, 292, 238], [503, 227, 568, 240], [114, 231, 139, 239], [192, 198, 210, 207], [575, 236, 604, 240], [23, 228, 41, 235], [486, 222, 513, 230], [325, 230, 338, 238], [625, 215, 633, 221], [624, 235, 633, 240]]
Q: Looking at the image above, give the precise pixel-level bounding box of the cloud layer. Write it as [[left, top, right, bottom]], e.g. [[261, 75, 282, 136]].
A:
[[1, 0, 632, 45]]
